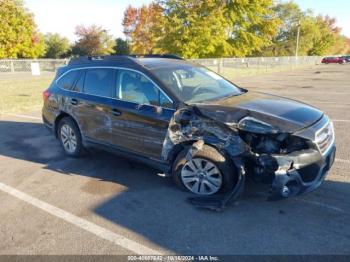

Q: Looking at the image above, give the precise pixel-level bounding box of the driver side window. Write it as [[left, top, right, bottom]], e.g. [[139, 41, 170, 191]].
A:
[[117, 69, 172, 108]]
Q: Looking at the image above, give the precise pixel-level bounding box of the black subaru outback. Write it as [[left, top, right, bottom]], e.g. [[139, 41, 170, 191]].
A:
[[42, 55, 336, 208]]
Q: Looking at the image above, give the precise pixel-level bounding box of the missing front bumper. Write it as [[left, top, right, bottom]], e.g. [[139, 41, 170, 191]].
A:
[[268, 145, 336, 200]]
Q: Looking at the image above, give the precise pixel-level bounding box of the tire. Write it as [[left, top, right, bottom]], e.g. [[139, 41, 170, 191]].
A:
[[172, 144, 237, 195], [57, 117, 84, 157]]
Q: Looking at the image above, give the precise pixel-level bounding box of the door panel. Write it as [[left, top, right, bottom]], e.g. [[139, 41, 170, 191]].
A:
[[110, 99, 174, 159], [66, 68, 117, 145], [71, 94, 115, 143], [110, 69, 175, 160]]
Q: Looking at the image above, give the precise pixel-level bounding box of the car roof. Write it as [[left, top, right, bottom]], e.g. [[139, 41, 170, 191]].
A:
[[135, 58, 198, 70], [66, 55, 199, 71]]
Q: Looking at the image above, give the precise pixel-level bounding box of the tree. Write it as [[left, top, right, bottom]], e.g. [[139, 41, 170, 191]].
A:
[[123, 0, 280, 58], [315, 16, 350, 55], [158, 0, 231, 58], [122, 3, 164, 54], [260, 2, 349, 56], [224, 0, 281, 57], [329, 35, 350, 55], [123, 0, 349, 58], [44, 33, 71, 58], [0, 0, 45, 58], [262, 1, 307, 56], [113, 38, 130, 55], [308, 16, 337, 56], [72, 25, 115, 56]]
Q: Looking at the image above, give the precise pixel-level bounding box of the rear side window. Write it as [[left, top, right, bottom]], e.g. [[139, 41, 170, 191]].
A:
[[57, 70, 79, 90], [84, 69, 115, 97], [73, 71, 85, 92]]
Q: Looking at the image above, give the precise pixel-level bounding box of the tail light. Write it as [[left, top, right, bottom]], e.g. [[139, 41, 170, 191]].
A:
[[43, 90, 51, 102]]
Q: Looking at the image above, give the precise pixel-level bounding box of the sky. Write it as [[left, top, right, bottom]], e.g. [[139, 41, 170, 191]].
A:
[[25, 0, 350, 42]]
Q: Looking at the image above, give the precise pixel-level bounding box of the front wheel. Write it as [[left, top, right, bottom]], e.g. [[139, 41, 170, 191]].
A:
[[58, 117, 84, 157], [172, 145, 237, 196]]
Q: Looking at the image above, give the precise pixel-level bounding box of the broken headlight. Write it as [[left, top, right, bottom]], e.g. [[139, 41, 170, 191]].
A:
[[237, 117, 308, 155], [237, 117, 280, 134]]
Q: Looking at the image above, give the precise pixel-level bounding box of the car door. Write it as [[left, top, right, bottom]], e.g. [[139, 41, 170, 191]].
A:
[[109, 69, 175, 160], [67, 68, 117, 145]]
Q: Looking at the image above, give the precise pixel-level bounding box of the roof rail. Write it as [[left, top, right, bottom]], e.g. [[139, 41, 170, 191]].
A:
[[68, 54, 184, 65], [128, 54, 184, 60], [68, 55, 134, 65]]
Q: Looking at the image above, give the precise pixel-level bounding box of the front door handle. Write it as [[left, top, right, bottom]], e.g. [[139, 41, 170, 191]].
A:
[[70, 98, 78, 105], [112, 108, 122, 116]]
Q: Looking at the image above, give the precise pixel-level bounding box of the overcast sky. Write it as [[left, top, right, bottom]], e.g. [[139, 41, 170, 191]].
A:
[[25, 0, 350, 42]]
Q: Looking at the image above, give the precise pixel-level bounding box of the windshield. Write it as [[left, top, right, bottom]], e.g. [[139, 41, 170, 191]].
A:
[[151, 65, 243, 103]]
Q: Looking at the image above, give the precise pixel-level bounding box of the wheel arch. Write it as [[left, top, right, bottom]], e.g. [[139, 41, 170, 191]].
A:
[[167, 140, 232, 170], [54, 112, 82, 138]]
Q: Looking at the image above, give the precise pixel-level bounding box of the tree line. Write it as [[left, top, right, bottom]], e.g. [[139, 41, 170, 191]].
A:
[[0, 0, 349, 59]]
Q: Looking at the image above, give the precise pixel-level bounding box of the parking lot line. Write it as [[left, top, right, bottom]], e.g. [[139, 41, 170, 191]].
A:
[[332, 119, 350, 123], [0, 113, 41, 121], [336, 158, 350, 164], [0, 182, 161, 255]]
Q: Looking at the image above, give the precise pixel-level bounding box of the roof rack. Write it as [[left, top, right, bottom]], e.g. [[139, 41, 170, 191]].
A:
[[68, 54, 183, 65], [128, 54, 184, 60], [68, 55, 132, 65]]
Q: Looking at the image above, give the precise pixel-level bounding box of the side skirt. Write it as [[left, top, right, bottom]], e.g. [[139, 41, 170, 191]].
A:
[[83, 138, 171, 174]]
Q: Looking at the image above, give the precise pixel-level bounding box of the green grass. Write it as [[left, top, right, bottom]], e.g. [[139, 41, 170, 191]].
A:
[[0, 74, 54, 113]]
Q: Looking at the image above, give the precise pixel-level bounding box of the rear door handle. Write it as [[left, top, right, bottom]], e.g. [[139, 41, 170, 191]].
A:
[[112, 108, 122, 116], [70, 98, 78, 105]]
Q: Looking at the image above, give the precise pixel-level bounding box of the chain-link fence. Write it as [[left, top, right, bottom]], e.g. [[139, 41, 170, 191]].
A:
[[0, 59, 68, 74], [0, 56, 322, 78], [191, 56, 323, 78]]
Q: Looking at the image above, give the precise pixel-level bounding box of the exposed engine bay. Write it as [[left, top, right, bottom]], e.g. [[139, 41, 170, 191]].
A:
[[162, 106, 336, 211]]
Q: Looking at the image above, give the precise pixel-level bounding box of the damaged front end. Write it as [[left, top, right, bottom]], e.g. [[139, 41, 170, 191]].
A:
[[239, 115, 336, 201], [162, 105, 336, 210]]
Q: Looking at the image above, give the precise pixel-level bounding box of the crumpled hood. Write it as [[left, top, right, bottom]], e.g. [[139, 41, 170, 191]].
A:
[[195, 91, 324, 133]]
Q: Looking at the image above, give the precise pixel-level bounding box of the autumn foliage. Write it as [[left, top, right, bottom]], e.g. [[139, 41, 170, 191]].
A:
[[123, 3, 164, 54], [0, 0, 349, 59], [122, 0, 350, 58], [0, 0, 45, 58], [72, 25, 115, 56]]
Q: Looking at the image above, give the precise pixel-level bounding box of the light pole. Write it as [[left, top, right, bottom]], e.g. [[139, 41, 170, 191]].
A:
[[295, 20, 301, 58]]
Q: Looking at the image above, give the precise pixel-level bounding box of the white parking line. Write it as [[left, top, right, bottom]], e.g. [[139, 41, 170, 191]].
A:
[[0, 182, 161, 255], [332, 119, 350, 123], [336, 158, 350, 164], [312, 101, 350, 105], [0, 113, 41, 120]]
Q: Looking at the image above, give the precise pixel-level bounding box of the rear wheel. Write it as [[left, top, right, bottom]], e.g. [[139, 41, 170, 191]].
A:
[[57, 117, 84, 157], [172, 145, 237, 196]]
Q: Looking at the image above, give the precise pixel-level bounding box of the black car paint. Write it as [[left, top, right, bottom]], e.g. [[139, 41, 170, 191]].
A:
[[44, 62, 176, 162], [195, 91, 324, 133], [43, 56, 336, 209]]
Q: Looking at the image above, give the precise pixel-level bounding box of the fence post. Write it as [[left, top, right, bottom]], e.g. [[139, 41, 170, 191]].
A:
[[10, 60, 14, 73], [217, 58, 222, 74]]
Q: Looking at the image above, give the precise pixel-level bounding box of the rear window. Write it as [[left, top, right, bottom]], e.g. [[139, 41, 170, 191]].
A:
[[57, 70, 79, 90], [73, 71, 85, 92], [83, 69, 115, 97]]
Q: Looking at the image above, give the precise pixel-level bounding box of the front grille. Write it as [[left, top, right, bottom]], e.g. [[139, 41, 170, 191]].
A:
[[315, 121, 335, 155]]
